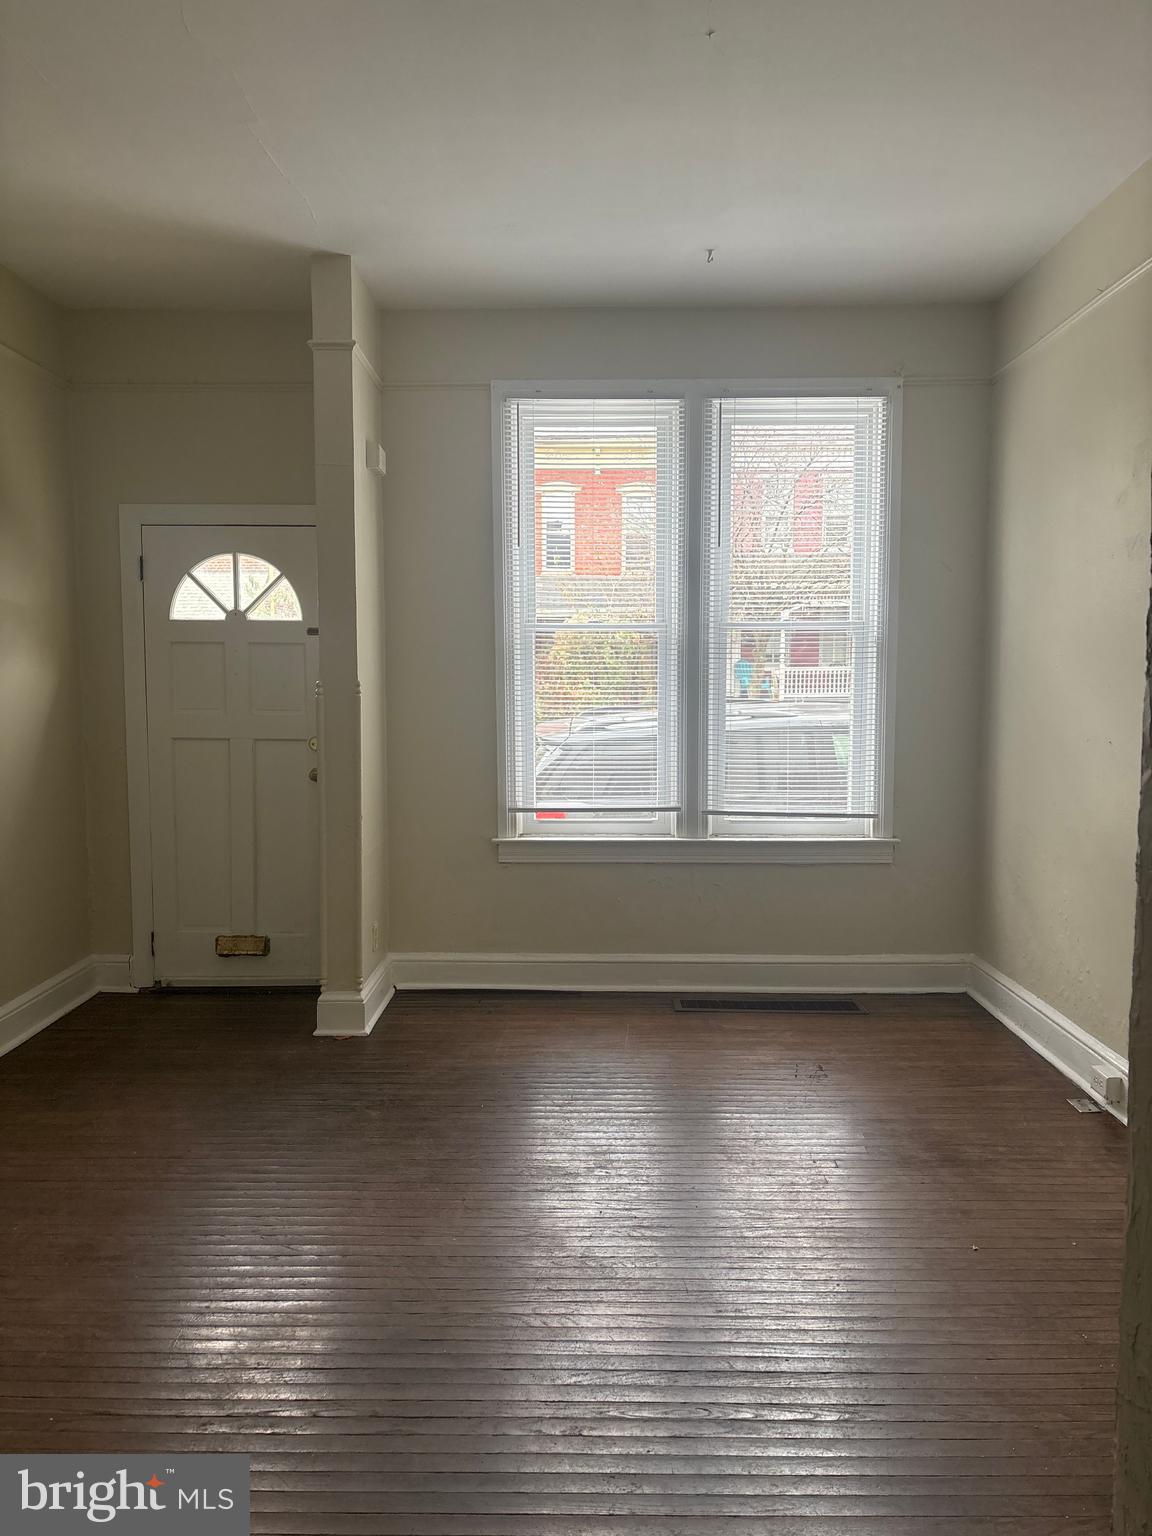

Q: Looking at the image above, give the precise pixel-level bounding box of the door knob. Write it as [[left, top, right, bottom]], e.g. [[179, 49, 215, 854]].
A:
[[308, 767, 318, 782]]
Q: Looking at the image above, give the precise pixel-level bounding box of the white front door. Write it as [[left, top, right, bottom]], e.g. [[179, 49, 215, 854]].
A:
[[142, 525, 320, 984]]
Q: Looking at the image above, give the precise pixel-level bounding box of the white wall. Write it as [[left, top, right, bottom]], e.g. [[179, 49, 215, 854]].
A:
[[379, 305, 993, 960], [67, 311, 314, 959], [0, 268, 90, 1005], [980, 159, 1152, 1055]]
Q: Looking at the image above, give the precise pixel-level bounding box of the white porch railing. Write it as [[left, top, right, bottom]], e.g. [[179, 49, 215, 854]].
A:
[[779, 665, 851, 699]]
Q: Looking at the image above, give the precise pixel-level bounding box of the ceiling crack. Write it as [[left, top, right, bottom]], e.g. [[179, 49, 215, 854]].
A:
[[178, 0, 318, 227]]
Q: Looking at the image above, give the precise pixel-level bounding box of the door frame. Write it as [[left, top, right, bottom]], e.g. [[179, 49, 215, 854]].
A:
[[119, 504, 317, 989]]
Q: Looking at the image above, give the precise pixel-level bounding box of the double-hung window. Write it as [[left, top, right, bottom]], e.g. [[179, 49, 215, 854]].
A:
[[495, 382, 898, 862]]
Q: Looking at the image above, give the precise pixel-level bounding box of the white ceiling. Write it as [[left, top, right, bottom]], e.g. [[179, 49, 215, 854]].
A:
[[2, 0, 1150, 310]]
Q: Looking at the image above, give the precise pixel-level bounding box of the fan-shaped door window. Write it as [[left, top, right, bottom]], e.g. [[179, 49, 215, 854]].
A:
[[170, 552, 303, 622]]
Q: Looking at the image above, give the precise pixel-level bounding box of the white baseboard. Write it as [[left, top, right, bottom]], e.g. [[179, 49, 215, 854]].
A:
[[0, 954, 134, 1060], [967, 958, 1129, 1122], [90, 954, 135, 992], [314, 956, 396, 1037], [389, 951, 971, 994]]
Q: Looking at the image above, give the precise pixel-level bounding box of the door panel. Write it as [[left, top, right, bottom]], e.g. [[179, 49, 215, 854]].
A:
[[249, 643, 307, 714], [254, 739, 314, 935], [173, 739, 232, 930], [171, 643, 227, 712], [142, 524, 320, 984]]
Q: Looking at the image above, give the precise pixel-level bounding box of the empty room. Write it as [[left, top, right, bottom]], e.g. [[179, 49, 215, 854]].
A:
[[1, 2, 1151, 1531]]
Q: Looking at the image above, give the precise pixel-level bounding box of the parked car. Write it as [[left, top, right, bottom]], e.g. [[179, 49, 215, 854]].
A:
[[532, 704, 850, 817]]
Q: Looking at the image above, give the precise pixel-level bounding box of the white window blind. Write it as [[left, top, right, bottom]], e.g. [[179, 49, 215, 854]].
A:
[[500, 397, 685, 834], [703, 395, 889, 834], [497, 385, 895, 850]]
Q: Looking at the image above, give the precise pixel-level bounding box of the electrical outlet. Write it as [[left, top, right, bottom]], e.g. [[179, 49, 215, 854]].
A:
[[371, 922, 380, 953], [1088, 1066, 1125, 1110]]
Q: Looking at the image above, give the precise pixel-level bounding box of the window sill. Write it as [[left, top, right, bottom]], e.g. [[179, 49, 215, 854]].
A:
[[495, 837, 897, 865]]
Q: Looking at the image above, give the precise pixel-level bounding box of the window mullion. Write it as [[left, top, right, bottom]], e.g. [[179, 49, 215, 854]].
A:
[[680, 390, 705, 841], [702, 398, 734, 841], [517, 410, 537, 835], [847, 407, 874, 818]]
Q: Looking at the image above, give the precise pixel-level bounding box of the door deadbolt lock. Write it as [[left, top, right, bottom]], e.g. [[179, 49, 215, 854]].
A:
[[308, 736, 317, 751]]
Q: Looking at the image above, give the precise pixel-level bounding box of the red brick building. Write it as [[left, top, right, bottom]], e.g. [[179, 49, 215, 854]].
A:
[[534, 467, 656, 576], [533, 453, 844, 692]]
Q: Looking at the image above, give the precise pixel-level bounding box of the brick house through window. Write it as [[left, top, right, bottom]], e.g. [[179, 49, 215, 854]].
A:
[[534, 466, 657, 577], [791, 470, 824, 553], [532, 431, 850, 706]]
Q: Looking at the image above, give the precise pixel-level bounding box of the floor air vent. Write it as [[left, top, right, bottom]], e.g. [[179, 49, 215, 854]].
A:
[[673, 996, 863, 1013]]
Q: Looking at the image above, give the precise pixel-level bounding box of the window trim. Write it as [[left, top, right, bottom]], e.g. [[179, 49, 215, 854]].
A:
[[491, 379, 902, 863], [495, 835, 897, 864]]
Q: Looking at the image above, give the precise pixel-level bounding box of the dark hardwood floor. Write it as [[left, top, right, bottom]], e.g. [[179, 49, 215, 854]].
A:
[[0, 988, 1130, 1533]]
